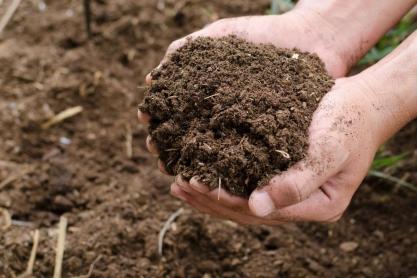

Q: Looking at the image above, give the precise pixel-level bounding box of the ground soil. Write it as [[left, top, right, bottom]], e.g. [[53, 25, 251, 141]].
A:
[[0, 0, 416, 277], [140, 36, 333, 196]]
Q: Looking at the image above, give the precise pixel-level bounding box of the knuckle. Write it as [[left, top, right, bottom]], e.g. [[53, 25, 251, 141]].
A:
[[167, 39, 182, 52], [282, 178, 303, 203]]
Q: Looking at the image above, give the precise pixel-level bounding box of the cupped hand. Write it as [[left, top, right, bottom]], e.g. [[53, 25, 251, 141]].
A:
[[138, 12, 380, 224], [142, 76, 383, 224]]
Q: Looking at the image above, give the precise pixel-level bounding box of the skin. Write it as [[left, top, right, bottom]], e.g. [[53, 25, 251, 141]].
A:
[[138, 2, 417, 225]]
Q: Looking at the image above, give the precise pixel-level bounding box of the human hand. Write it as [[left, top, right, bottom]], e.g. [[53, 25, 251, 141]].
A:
[[164, 76, 386, 224], [139, 9, 355, 163], [138, 11, 417, 225], [138, 12, 364, 224]]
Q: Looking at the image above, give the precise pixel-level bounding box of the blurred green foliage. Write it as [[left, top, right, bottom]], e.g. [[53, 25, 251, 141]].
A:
[[368, 151, 417, 192], [358, 14, 417, 66], [371, 151, 407, 171], [268, 0, 294, 15]]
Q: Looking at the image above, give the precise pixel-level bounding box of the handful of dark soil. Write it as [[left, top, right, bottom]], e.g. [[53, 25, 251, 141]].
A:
[[140, 36, 334, 197]]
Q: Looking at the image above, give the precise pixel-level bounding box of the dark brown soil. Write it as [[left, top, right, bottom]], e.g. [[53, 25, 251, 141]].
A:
[[1, 0, 417, 277], [140, 36, 334, 196]]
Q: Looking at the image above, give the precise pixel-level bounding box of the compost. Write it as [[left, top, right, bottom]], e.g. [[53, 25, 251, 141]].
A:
[[140, 36, 334, 196], [0, 0, 416, 277]]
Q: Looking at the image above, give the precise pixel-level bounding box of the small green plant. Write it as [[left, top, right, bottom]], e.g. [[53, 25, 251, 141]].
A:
[[371, 152, 408, 171], [368, 150, 417, 192]]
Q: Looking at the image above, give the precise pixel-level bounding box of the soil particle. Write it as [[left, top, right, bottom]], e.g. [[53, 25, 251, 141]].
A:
[[140, 36, 334, 196]]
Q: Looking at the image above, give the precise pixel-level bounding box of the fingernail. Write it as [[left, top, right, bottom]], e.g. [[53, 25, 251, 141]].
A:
[[189, 176, 209, 193], [175, 175, 187, 188], [250, 191, 275, 217]]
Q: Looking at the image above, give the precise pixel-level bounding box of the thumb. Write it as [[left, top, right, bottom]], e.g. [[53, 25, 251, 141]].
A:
[[249, 133, 349, 217]]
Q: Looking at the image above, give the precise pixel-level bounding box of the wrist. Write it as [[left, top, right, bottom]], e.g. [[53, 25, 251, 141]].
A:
[[284, 8, 351, 76], [349, 33, 417, 145], [294, 0, 417, 70]]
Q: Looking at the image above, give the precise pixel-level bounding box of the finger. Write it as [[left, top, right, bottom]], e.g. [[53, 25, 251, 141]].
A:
[[137, 110, 151, 124], [171, 183, 240, 220], [146, 136, 159, 154], [158, 29, 208, 67], [175, 175, 195, 194], [276, 188, 348, 223], [157, 159, 171, 175], [170, 183, 217, 216], [250, 175, 353, 222], [173, 183, 266, 225], [206, 188, 249, 211], [250, 132, 350, 217], [189, 176, 210, 193], [145, 73, 152, 86], [188, 176, 249, 211], [170, 182, 187, 202]]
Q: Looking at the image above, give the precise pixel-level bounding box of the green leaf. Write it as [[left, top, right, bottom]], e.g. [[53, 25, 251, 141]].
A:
[[371, 153, 407, 171]]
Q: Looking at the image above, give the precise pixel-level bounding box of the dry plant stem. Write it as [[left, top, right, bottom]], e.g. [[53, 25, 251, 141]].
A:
[[158, 208, 184, 256], [11, 220, 34, 227], [17, 230, 40, 278], [204, 93, 220, 99], [0, 166, 34, 190], [368, 170, 417, 192], [0, 0, 22, 34], [72, 255, 102, 278], [275, 150, 290, 159], [0, 208, 12, 230], [27, 230, 40, 274], [42, 106, 83, 129], [83, 0, 92, 38], [394, 172, 410, 191], [125, 124, 133, 158], [53, 216, 68, 278], [217, 178, 222, 201]]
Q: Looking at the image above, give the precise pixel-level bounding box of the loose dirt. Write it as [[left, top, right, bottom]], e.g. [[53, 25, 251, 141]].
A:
[[140, 36, 333, 196], [0, 0, 416, 277]]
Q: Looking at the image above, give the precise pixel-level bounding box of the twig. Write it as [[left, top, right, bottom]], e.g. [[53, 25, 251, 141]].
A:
[[368, 170, 417, 192], [42, 106, 83, 129], [158, 208, 184, 256], [11, 220, 34, 227], [0, 159, 19, 168], [17, 230, 40, 278], [203, 143, 212, 151], [72, 255, 102, 278], [0, 0, 22, 34], [53, 216, 68, 278], [83, 0, 92, 38], [204, 93, 220, 100], [394, 172, 410, 189], [275, 150, 291, 159], [0, 166, 34, 190], [0, 208, 11, 230], [217, 177, 222, 201], [125, 124, 133, 159]]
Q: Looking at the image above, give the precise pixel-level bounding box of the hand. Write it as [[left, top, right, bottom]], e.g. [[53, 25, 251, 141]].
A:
[[138, 12, 417, 225], [145, 11, 352, 80], [140, 10, 355, 167], [164, 77, 384, 224], [139, 13, 364, 224]]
